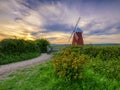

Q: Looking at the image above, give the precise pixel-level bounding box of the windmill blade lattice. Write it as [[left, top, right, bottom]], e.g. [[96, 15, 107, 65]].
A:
[[68, 17, 81, 42]]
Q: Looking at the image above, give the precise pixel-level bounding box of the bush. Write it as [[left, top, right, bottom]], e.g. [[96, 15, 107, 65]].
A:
[[24, 40, 39, 53], [72, 46, 120, 60], [53, 47, 89, 81], [88, 58, 120, 81], [53, 46, 120, 81], [0, 38, 50, 65], [0, 39, 39, 54], [0, 52, 5, 58], [35, 39, 50, 53]]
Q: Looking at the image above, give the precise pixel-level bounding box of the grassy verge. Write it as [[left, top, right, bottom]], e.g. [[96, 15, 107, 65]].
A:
[[0, 52, 40, 65], [0, 58, 120, 90]]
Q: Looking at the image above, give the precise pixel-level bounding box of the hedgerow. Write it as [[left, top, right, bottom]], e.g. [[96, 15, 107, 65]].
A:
[[53, 46, 120, 81], [0, 38, 50, 65], [1, 39, 39, 54], [35, 39, 50, 53], [69, 46, 120, 60]]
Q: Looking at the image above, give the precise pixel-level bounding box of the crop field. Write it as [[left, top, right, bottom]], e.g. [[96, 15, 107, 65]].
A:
[[0, 46, 120, 90]]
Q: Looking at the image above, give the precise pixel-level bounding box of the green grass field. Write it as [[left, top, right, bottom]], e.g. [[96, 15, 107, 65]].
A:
[[0, 46, 120, 90], [0, 59, 120, 89], [0, 52, 40, 65]]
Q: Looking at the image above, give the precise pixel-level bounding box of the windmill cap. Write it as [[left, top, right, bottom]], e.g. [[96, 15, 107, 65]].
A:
[[75, 27, 83, 32]]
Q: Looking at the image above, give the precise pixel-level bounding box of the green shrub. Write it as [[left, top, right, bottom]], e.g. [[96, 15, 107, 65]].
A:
[[0, 44, 2, 52], [53, 47, 89, 81], [97, 46, 120, 60], [74, 46, 120, 60], [1, 39, 17, 53], [24, 40, 39, 53], [53, 46, 120, 82], [0, 52, 4, 58], [0, 38, 51, 65], [0, 39, 39, 54], [35, 39, 50, 53], [88, 57, 120, 81]]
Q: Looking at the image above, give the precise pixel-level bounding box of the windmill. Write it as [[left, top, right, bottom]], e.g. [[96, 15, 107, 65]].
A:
[[69, 17, 84, 45]]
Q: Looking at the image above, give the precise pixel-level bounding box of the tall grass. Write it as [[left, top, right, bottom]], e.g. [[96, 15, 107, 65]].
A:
[[0, 52, 40, 65]]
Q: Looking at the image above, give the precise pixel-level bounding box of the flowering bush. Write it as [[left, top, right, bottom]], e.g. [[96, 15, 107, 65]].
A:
[[53, 46, 120, 81], [53, 47, 89, 81]]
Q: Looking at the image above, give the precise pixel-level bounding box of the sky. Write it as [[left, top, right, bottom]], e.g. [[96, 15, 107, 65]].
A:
[[0, 0, 120, 44]]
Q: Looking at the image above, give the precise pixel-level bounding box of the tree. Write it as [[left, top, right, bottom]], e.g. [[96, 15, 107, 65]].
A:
[[35, 39, 50, 53]]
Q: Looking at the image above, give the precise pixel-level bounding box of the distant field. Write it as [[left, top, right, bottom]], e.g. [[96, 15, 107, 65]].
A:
[[0, 46, 120, 90], [51, 43, 120, 52]]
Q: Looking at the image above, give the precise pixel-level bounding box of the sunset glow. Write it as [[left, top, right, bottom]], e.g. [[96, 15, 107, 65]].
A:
[[0, 0, 120, 44]]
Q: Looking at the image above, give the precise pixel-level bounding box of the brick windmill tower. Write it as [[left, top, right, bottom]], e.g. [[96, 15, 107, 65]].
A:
[[69, 17, 84, 45]]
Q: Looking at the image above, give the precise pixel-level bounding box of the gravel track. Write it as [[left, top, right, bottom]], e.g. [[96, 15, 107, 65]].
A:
[[0, 53, 52, 77]]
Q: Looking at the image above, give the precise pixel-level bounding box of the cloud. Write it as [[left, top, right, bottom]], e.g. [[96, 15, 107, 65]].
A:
[[83, 20, 120, 36], [43, 24, 73, 33], [0, 0, 120, 44], [84, 34, 120, 44]]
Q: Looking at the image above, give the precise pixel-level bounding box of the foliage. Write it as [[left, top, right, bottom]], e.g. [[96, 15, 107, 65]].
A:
[[53, 46, 120, 82], [0, 59, 120, 90], [0, 52, 40, 65], [0, 39, 39, 54], [0, 45, 120, 89], [35, 39, 50, 53], [87, 57, 120, 81], [53, 47, 89, 81], [0, 38, 49, 65], [69, 46, 120, 60], [0, 44, 4, 58]]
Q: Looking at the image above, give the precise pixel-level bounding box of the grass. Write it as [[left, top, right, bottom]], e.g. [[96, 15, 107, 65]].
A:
[[0, 52, 40, 65], [0, 46, 120, 90], [0, 58, 120, 90], [0, 60, 55, 90]]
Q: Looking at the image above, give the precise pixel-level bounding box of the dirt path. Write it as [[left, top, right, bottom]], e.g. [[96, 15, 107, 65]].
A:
[[0, 53, 52, 77]]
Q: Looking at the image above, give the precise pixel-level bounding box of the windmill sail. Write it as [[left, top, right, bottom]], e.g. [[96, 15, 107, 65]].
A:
[[69, 17, 81, 42]]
